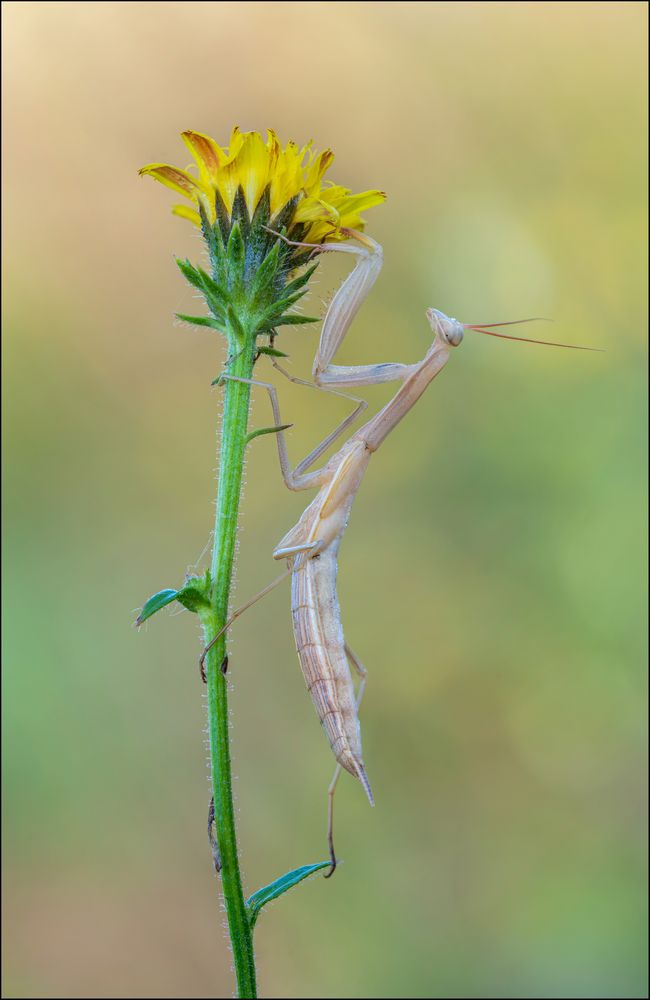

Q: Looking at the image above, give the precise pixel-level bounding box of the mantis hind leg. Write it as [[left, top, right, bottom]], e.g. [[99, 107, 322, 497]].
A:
[[325, 642, 368, 878]]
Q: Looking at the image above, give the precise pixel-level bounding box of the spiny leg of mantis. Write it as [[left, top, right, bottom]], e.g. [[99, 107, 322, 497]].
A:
[[325, 642, 368, 878], [267, 227, 416, 389]]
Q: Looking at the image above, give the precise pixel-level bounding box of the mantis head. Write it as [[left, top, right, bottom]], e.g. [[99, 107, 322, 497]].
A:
[[428, 309, 602, 352], [426, 308, 464, 347]]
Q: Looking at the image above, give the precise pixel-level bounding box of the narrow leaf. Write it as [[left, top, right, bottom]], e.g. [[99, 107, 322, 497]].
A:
[[176, 313, 224, 330], [251, 185, 271, 230], [275, 314, 319, 326], [257, 293, 311, 332], [226, 304, 246, 342], [256, 346, 288, 358], [231, 186, 251, 239], [227, 222, 245, 276], [176, 585, 211, 614], [283, 262, 318, 297], [135, 589, 178, 626], [197, 267, 228, 306], [198, 201, 225, 272], [246, 862, 330, 928], [266, 289, 307, 316], [250, 242, 281, 301], [214, 189, 231, 241], [245, 423, 292, 446], [176, 258, 204, 291], [269, 195, 300, 236]]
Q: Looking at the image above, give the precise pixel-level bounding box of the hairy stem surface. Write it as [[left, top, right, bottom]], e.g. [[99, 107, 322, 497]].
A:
[[205, 337, 257, 998]]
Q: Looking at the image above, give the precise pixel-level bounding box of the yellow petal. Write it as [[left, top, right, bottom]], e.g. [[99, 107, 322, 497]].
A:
[[181, 130, 223, 182], [304, 149, 334, 194], [216, 159, 240, 214], [231, 131, 270, 215], [303, 219, 342, 243], [139, 163, 201, 200], [141, 129, 386, 241], [172, 204, 202, 226], [270, 140, 306, 214], [294, 196, 339, 226], [223, 126, 245, 165], [335, 189, 387, 217]]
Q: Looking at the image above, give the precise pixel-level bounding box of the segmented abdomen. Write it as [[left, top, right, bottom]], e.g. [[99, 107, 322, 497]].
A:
[[291, 547, 372, 802]]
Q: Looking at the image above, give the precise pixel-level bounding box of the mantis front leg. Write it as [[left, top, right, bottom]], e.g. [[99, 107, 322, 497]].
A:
[[273, 229, 418, 390]]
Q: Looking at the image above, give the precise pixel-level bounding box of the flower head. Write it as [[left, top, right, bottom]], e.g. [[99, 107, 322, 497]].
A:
[[139, 127, 385, 244]]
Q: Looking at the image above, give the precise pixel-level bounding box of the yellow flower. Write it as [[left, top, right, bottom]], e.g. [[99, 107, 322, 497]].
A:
[[139, 127, 385, 243]]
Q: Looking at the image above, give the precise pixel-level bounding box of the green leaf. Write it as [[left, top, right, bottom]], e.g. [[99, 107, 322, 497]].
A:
[[176, 257, 205, 291], [176, 586, 210, 614], [246, 862, 330, 929], [283, 262, 318, 297], [175, 259, 227, 321], [256, 293, 306, 332], [256, 346, 288, 358], [196, 267, 228, 306], [214, 189, 231, 241], [176, 313, 224, 330], [251, 185, 271, 230], [269, 195, 299, 236], [250, 242, 281, 302], [245, 423, 292, 446], [226, 304, 246, 342], [226, 222, 245, 280], [231, 186, 251, 240], [199, 201, 226, 272], [176, 570, 212, 614], [269, 289, 308, 315], [135, 589, 179, 626], [274, 314, 319, 326]]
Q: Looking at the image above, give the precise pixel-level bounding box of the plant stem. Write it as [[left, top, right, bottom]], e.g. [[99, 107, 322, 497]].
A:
[[205, 336, 257, 998]]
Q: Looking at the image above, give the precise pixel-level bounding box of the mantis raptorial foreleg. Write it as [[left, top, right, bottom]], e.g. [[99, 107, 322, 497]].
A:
[[325, 642, 368, 878], [268, 228, 417, 388]]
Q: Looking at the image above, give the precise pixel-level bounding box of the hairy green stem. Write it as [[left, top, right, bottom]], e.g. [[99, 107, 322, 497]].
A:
[[205, 336, 257, 998]]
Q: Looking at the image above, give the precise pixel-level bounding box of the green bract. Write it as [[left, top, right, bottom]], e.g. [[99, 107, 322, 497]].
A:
[[176, 194, 319, 347]]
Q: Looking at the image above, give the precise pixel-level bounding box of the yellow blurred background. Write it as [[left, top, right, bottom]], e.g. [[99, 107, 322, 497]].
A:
[[2, 2, 647, 997]]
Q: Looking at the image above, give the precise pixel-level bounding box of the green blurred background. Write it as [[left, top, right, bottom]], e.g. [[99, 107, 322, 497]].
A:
[[2, 2, 647, 997]]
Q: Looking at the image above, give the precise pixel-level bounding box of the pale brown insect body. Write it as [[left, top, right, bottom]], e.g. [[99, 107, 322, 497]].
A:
[[200, 229, 588, 871], [272, 327, 457, 803], [275, 441, 373, 799]]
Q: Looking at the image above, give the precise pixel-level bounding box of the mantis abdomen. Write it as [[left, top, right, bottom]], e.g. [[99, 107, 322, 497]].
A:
[[291, 547, 373, 804]]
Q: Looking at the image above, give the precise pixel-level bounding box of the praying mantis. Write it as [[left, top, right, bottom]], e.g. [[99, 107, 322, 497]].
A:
[[202, 228, 594, 875]]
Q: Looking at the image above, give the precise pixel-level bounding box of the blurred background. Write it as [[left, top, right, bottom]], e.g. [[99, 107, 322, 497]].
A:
[[2, 2, 647, 997]]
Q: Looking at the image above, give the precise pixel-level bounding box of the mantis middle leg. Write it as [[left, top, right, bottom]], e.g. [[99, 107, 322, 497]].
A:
[[219, 373, 367, 488]]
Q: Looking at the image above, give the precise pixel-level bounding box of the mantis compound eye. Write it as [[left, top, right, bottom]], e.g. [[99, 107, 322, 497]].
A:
[[426, 308, 464, 347], [444, 319, 464, 347]]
